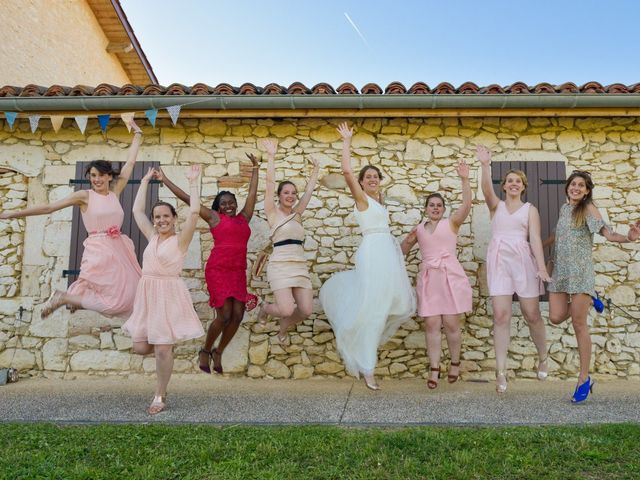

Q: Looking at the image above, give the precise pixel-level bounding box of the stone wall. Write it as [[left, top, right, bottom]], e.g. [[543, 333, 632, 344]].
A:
[[0, 115, 639, 380]]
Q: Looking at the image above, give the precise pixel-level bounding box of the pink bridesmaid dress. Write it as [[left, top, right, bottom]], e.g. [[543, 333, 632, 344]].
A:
[[486, 201, 543, 298], [416, 219, 472, 317], [122, 234, 204, 345], [67, 189, 141, 317]]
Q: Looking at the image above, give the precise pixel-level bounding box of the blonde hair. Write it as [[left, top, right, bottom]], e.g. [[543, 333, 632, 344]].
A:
[[500, 169, 528, 196]]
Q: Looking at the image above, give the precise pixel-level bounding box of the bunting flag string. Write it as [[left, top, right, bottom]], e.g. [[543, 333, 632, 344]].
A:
[[75, 115, 88, 134], [97, 114, 111, 132], [4, 111, 18, 130], [0, 100, 189, 133], [144, 109, 158, 128], [29, 115, 41, 133], [50, 115, 64, 133]]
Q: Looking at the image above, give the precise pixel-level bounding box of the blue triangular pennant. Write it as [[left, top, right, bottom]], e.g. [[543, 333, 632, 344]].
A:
[[97, 114, 111, 132], [145, 109, 158, 128], [4, 111, 18, 129]]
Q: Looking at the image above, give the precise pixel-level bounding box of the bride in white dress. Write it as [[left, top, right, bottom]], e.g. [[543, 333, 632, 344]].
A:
[[320, 122, 416, 390]]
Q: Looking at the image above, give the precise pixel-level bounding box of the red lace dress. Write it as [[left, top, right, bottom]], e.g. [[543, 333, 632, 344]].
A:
[[205, 213, 257, 310]]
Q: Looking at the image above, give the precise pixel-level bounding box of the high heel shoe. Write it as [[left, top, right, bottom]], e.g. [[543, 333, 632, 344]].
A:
[[363, 374, 380, 391], [537, 355, 548, 381], [198, 348, 211, 374], [427, 366, 440, 389], [447, 361, 460, 384], [211, 348, 223, 374], [571, 376, 594, 404], [495, 370, 508, 395]]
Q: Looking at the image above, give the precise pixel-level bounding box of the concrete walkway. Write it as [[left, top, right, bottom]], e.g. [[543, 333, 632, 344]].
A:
[[0, 376, 638, 426]]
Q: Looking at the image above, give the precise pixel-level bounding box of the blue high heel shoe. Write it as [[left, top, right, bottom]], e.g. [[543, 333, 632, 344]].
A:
[[571, 376, 594, 404]]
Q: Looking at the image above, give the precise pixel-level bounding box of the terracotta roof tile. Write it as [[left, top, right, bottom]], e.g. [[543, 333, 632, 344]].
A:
[[0, 86, 22, 97], [191, 83, 213, 95], [605, 83, 629, 94], [2, 81, 639, 100], [239, 83, 261, 95], [479, 84, 505, 94], [311, 83, 335, 95], [287, 82, 311, 94], [408, 82, 430, 94], [533, 82, 555, 94], [557, 82, 579, 93], [433, 82, 456, 94], [385, 81, 407, 94], [93, 83, 120, 96], [336, 82, 358, 94], [20, 84, 48, 97], [457, 82, 480, 94], [361, 83, 383, 94], [505, 81, 530, 94], [119, 84, 143, 95]]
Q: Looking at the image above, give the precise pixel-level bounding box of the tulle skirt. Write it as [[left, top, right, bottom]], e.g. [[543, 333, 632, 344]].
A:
[[320, 233, 416, 376]]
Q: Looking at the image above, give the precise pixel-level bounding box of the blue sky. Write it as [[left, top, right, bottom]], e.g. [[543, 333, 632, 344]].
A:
[[121, 0, 640, 88]]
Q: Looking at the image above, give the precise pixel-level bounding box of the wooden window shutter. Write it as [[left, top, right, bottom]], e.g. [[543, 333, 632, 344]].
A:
[[65, 161, 160, 285], [491, 160, 567, 300]]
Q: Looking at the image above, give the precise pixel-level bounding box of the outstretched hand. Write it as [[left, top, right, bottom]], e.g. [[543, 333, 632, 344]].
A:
[[337, 122, 354, 140], [456, 159, 470, 179], [141, 167, 155, 182], [246, 152, 259, 167], [476, 145, 491, 166], [152, 168, 164, 183], [309, 155, 319, 168], [185, 164, 201, 182], [405, 226, 418, 243], [628, 221, 640, 241], [261, 139, 278, 156], [0, 211, 11, 220]]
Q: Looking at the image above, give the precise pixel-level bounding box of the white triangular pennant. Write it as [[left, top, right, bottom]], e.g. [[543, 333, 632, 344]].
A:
[[50, 115, 64, 133], [166, 105, 181, 126], [29, 114, 41, 133], [120, 112, 135, 132], [75, 115, 88, 134]]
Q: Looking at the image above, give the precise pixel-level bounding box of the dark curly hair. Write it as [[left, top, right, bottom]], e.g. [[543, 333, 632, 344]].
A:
[[211, 191, 237, 212], [84, 160, 119, 178]]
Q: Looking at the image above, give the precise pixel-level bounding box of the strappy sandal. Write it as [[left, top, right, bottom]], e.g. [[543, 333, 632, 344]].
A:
[[147, 395, 166, 415], [427, 366, 440, 390], [537, 354, 549, 381], [276, 332, 290, 346], [198, 348, 212, 374], [211, 348, 223, 374], [496, 370, 508, 395], [447, 361, 461, 384], [41, 290, 64, 319]]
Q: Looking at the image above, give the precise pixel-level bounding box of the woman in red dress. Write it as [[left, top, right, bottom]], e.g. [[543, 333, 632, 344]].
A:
[[156, 154, 259, 374]]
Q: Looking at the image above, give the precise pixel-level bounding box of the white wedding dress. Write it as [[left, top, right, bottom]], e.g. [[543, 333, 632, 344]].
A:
[[319, 197, 416, 377]]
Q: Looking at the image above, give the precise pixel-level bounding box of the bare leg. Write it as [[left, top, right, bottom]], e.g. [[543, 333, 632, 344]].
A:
[[492, 295, 513, 393], [442, 314, 462, 381], [278, 287, 314, 339], [199, 300, 233, 372], [569, 294, 592, 384], [154, 344, 174, 398], [216, 299, 246, 355], [132, 341, 154, 356], [519, 296, 548, 377], [549, 292, 571, 325], [424, 315, 443, 387]]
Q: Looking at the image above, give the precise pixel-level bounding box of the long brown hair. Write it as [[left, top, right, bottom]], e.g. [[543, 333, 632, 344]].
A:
[[565, 171, 594, 227]]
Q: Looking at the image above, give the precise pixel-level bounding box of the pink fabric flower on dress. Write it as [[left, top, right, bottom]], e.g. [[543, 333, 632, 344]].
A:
[[105, 226, 121, 238]]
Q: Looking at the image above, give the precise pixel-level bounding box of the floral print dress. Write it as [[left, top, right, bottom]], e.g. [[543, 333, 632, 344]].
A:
[[548, 203, 606, 295]]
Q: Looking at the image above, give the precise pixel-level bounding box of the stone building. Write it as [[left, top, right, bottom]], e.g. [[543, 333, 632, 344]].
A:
[[0, 80, 639, 382], [0, 0, 156, 86]]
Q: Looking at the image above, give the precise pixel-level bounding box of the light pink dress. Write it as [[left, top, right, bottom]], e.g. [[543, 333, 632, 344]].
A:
[[67, 190, 141, 317], [486, 201, 543, 298], [416, 219, 472, 317], [122, 234, 204, 345]]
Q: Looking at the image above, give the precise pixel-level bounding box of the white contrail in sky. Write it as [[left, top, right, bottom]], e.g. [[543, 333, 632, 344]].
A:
[[344, 12, 369, 47]]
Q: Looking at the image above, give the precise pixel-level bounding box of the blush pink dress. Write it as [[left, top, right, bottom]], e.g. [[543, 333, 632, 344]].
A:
[[67, 190, 141, 317], [486, 201, 543, 298], [416, 219, 472, 317], [122, 234, 204, 345]]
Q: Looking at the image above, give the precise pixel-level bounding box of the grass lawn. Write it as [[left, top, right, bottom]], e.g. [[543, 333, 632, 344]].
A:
[[1, 423, 638, 479]]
